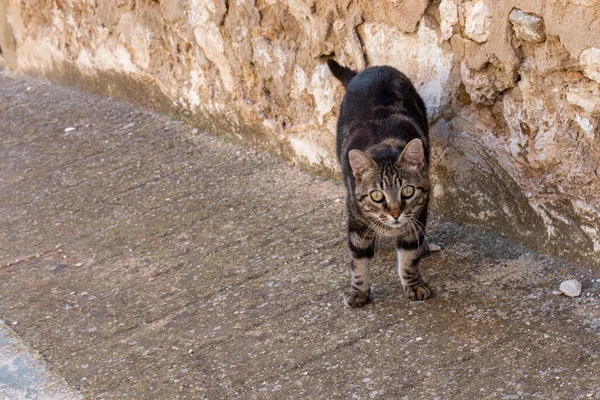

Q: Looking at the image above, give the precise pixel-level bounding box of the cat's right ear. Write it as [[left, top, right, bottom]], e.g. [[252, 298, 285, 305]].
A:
[[396, 138, 425, 170], [348, 150, 377, 181]]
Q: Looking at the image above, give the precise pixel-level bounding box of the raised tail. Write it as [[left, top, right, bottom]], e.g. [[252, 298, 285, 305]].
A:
[[327, 59, 357, 88]]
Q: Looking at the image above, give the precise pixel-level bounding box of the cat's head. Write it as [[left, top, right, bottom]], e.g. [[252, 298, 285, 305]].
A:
[[349, 139, 429, 235]]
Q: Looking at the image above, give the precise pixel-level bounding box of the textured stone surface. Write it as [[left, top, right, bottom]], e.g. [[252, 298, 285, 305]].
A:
[[460, 61, 516, 105], [580, 47, 600, 84], [462, 0, 492, 43], [567, 82, 600, 116], [560, 279, 583, 298], [0, 320, 81, 399], [439, 0, 459, 42], [359, 17, 453, 117], [509, 9, 546, 43], [0, 0, 599, 268], [2, 70, 600, 399]]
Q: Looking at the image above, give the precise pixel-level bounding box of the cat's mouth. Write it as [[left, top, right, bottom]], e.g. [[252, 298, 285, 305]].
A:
[[385, 220, 404, 229]]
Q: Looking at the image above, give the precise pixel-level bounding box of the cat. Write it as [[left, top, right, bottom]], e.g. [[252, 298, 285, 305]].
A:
[[327, 59, 431, 307]]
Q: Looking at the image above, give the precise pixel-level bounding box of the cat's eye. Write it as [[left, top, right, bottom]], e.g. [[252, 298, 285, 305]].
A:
[[401, 185, 415, 198], [370, 190, 384, 202]]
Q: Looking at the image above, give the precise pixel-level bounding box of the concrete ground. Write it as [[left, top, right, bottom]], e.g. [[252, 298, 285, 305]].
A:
[[0, 319, 81, 399], [1, 69, 599, 400]]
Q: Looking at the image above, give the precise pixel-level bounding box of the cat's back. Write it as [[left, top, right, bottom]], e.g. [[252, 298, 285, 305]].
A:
[[331, 62, 429, 163], [340, 65, 426, 124], [346, 66, 417, 104], [346, 66, 403, 96]]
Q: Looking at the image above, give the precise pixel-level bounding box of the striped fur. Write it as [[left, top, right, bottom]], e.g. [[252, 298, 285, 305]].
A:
[[328, 60, 432, 307]]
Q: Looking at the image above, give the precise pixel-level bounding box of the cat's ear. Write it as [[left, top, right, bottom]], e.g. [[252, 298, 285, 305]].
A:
[[397, 139, 425, 170], [349, 150, 377, 180]]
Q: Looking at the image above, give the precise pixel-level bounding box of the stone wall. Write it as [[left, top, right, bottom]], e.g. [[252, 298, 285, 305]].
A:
[[1, 0, 599, 268]]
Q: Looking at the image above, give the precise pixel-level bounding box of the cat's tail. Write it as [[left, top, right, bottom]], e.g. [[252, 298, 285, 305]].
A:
[[327, 59, 357, 88]]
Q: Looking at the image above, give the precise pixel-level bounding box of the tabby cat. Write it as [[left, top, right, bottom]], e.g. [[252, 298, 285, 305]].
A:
[[327, 59, 431, 307]]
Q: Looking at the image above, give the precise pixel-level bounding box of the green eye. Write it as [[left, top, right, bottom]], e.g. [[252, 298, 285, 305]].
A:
[[370, 190, 384, 202], [401, 185, 415, 198]]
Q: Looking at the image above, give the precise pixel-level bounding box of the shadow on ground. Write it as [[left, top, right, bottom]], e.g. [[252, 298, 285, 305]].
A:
[[1, 70, 599, 399]]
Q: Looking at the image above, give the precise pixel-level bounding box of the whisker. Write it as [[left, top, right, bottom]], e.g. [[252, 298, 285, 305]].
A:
[[364, 220, 381, 240], [409, 219, 420, 248], [411, 218, 426, 229], [370, 222, 379, 247], [409, 216, 427, 235], [409, 216, 429, 247]]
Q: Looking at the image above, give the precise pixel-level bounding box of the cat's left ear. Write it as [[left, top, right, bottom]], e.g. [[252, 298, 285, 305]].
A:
[[397, 139, 425, 170]]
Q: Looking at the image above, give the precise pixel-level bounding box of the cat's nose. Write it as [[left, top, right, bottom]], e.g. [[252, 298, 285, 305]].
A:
[[391, 212, 400, 220]]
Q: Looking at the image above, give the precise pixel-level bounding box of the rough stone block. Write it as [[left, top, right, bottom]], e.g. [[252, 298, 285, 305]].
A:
[[579, 47, 600, 84], [463, 0, 492, 43], [439, 0, 459, 42], [509, 9, 546, 43], [567, 82, 600, 116], [460, 61, 516, 105], [559, 279, 583, 297]]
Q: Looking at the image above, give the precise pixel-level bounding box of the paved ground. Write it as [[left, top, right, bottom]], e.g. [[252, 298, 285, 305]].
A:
[[1, 69, 600, 399], [0, 319, 81, 399]]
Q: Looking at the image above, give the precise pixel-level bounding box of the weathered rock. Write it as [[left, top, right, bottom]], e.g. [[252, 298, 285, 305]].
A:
[[574, 114, 595, 139], [530, 36, 571, 75], [501, 73, 565, 169], [559, 279, 583, 297], [428, 243, 442, 252], [367, 0, 428, 33], [460, 61, 517, 105], [579, 47, 600, 84], [359, 17, 453, 117], [509, 9, 546, 43], [571, 0, 595, 5], [439, 0, 459, 42], [463, 0, 492, 44], [566, 82, 600, 116]]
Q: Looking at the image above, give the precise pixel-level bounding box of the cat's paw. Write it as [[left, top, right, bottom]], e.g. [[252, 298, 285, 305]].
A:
[[344, 289, 371, 308], [404, 282, 431, 301]]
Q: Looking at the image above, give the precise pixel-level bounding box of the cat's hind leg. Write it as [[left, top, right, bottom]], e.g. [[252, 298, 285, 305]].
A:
[[344, 231, 375, 308], [396, 245, 431, 301]]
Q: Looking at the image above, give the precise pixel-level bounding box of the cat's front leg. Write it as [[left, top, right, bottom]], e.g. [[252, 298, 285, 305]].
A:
[[396, 245, 431, 301], [344, 231, 375, 308]]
